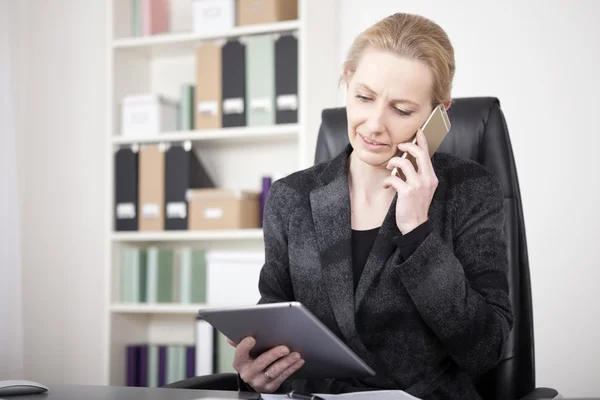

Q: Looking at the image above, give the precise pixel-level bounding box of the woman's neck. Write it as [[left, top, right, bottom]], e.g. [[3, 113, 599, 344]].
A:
[[348, 152, 395, 205]]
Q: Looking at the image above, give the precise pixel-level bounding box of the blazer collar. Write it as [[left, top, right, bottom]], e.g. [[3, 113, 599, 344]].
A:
[[309, 144, 356, 343], [309, 144, 400, 340]]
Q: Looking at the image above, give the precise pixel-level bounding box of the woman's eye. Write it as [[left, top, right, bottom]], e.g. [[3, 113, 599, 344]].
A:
[[355, 94, 371, 102], [394, 108, 412, 117]]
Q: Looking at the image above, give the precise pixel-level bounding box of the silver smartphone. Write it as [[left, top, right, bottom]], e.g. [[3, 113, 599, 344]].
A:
[[392, 103, 451, 179]]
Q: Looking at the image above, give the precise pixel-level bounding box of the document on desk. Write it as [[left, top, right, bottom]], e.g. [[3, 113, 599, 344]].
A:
[[260, 390, 421, 400]]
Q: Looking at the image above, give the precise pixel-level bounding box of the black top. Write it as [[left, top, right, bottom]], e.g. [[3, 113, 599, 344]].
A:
[[351, 220, 434, 292]]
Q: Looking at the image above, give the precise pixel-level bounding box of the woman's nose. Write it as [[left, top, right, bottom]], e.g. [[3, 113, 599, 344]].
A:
[[364, 107, 386, 134]]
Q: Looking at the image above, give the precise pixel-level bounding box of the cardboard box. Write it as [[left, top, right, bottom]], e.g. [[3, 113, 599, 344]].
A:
[[192, 0, 236, 35], [237, 0, 298, 26], [187, 188, 260, 230]]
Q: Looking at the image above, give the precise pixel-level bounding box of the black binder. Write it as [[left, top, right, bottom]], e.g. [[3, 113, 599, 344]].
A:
[[221, 39, 246, 127], [114, 146, 139, 231], [275, 33, 298, 124], [165, 143, 215, 230]]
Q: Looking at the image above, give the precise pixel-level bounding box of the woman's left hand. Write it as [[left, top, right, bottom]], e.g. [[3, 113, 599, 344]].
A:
[[384, 128, 439, 234]]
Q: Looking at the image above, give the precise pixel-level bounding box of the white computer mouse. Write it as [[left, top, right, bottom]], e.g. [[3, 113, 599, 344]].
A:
[[0, 380, 49, 396]]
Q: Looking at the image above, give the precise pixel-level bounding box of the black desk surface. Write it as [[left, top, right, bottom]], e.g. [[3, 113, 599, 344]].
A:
[[9, 384, 600, 400], [12, 384, 260, 400]]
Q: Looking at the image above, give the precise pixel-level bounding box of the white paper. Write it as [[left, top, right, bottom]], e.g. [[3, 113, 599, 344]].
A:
[[116, 203, 135, 219], [204, 207, 223, 219], [250, 97, 272, 111], [142, 203, 160, 219], [166, 202, 187, 219], [223, 97, 245, 114], [197, 101, 219, 115], [260, 390, 420, 400], [277, 94, 298, 111]]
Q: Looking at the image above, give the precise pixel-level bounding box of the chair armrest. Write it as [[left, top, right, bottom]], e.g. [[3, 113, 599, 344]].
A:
[[519, 387, 560, 400], [162, 373, 239, 391]]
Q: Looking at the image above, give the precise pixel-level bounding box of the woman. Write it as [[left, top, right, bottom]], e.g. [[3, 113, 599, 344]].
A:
[[231, 12, 513, 400]]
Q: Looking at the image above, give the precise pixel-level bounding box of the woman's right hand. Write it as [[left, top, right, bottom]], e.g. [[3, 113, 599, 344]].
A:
[[230, 336, 305, 393]]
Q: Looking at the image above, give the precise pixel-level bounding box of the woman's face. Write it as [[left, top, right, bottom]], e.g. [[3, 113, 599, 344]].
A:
[[345, 47, 436, 168]]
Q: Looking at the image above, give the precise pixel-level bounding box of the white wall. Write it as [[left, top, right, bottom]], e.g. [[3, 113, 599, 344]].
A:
[[339, 0, 600, 397], [15, 0, 108, 385]]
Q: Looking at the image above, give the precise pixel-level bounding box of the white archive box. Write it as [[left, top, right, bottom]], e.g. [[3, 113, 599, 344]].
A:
[[205, 250, 264, 306], [121, 94, 179, 137], [192, 0, 236, 35]]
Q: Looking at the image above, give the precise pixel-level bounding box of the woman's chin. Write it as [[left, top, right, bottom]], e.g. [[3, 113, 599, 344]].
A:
[[353, 147, 393, 168]]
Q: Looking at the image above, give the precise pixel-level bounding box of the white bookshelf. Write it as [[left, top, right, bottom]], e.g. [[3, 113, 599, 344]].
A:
[[104, 0, 340, 386]]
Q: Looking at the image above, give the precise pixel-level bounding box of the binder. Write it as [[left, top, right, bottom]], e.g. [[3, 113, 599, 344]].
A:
[[216, 332, 236, 373], [221, 39, 247, 127], [165, 142, 215, 231], [179, 84, 195, 131], [115, 146, 139, 231], [195, 318, 215, 375], [179, 248, 207, 304], [147, 344, 158, 388], [195, 41, 223, 130], [146, 247, 174, 303], [245, 35, 275, 126], [138, 144, 165, 231], [275, 33, 299, 124]]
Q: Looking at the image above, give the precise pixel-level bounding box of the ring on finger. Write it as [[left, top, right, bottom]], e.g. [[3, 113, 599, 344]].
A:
[[264, 370, 274, 380]]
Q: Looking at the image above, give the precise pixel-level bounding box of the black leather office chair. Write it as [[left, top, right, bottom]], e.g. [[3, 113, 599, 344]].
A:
[[165, 97, 558, 400]]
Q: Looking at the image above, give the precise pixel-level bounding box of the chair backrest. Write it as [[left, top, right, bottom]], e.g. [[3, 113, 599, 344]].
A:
[[314, 97, 535, 400]]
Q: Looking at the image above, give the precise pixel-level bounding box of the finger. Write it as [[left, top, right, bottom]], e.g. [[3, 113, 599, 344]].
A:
[[387, 157, 420, 187], [232, 337, 256, 372], [415, 129, 436, 178], [254, 352, 301, 389], [416, 128, 430, 153], [264, 358, 305, 393], [247, 345, 290, 378], [397, 141, 426, 169], [383, 175, 411, 193], [226, 337, 237, 348]]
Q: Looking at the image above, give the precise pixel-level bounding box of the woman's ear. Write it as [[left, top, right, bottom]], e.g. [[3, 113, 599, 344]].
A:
[[442, 99, 452, 110]]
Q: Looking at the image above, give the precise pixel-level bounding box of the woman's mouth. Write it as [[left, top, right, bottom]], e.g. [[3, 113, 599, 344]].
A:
[[359, 133, 387, 149]]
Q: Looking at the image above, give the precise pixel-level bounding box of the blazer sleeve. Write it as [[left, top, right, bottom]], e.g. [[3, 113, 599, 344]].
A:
[[257, 179, 295, 304], [393, 170, 514, 376]]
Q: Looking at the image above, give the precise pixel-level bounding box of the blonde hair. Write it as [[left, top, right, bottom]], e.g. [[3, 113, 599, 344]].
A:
[[342, 13, 455, 107]]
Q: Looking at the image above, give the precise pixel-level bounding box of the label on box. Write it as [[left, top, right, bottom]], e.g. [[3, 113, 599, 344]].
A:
[[277, 94, 298, 111], [250, 98, 272, 111], [197, 101, 219, 115], [167, 202, 187, 219], [142, 203, 160, 219], [204, 208, 223, 219], [116, 203, 136, 219], [223, 98, 244, 114]]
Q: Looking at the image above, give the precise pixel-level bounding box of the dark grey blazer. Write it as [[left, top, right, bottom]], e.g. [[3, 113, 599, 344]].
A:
[[254, 144, 514, 399]]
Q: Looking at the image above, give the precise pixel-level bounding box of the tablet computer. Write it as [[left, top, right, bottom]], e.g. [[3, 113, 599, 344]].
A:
[[197, 302, 376, 380]]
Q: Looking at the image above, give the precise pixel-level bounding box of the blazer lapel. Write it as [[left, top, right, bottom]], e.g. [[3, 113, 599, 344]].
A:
[[354, 195, 399, 312], [309, 147, 358, 344]]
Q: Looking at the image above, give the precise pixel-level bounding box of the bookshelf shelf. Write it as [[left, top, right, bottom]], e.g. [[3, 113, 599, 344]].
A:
[[113, 20, 301, 57], [112, 229, 264, 243], [111, 303, 207, 314], [111, 124, 299, 145]]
